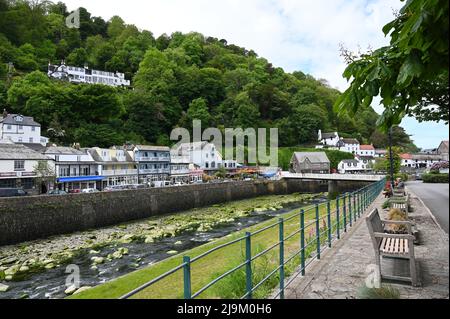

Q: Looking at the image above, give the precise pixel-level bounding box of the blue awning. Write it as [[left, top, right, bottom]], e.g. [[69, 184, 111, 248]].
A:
[[57, 176, 105, 183], [261, 172, 277, 178]]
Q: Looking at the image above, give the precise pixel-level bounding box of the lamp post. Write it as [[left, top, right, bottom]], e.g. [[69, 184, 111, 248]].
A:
[[388, 127, 395, 189]]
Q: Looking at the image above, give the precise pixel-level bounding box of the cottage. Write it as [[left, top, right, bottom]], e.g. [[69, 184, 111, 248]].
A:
[[290, 152, 330, 174], [317, 130, 340, 147], [0, 111, 49, 146], [437, 141, 449, 161], [0, 140, 55, 193], [337, 138, 360, 154], [356, 145, 376, 157]]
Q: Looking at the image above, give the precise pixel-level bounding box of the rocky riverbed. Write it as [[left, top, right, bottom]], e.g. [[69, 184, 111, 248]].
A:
[[0, 192, 324, 299]]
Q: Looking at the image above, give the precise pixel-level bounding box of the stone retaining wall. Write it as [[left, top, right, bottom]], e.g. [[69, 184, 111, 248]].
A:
[[0, 179, 368, 246]]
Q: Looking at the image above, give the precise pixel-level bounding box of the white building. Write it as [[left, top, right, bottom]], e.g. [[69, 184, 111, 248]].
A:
[[172, 142, 238, 173], [338, 156, 374, 174], [400, 153, 444, 169], [375, 149, 387, 158], [337, 138, 360, 154], [44, 146, 102, 192], [48, 61, 130, 87], [317, 130, 340, 147], [0, 112, 49, 146], [356, 145, 376, 157], [88, 147, 138, 188], [0, 140, 54, 193], [131, 145, 171, 183]]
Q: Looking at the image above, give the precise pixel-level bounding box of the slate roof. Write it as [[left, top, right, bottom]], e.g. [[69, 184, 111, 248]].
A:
[[321, 132, 338, 139], [0, 143, 51, 160], [0, 114, 41, 127], [341, 138, 360, 145], [44, 146, 86, 155], [292, 152, 330, 164]]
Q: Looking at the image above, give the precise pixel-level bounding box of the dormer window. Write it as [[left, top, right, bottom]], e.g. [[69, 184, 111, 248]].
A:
[[15, 115, 23, 122]]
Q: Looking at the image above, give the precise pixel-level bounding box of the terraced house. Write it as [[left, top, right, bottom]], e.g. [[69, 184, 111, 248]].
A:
[[131, 145, 171, 184], [88, 147, 138, 188]]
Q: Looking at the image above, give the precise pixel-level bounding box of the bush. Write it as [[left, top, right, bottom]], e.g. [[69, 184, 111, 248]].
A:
[[357, 285, 400, 299], [422, 173, 449, 184]]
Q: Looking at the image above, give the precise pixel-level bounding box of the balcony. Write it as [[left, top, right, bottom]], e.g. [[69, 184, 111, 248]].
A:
[[136, 156, 170, 162], [139, 168, 170, 175], [102, 169, 138, 176], [171, 168, 191, 175]]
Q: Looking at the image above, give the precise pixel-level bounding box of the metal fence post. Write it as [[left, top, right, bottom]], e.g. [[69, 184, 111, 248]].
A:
[[348, 193, 352, 227], [327, 201, 332, 248], [353, 192, 357, 222], [245, 232, 252, 299], [279, 218, 285, 299], [336, 197, 340, 240], [343, 195, 347, 233], [300, 209, 305, 276], [183, 256, 192, 300], [315, 204, 321, 259], [358, 191, 362, 218]]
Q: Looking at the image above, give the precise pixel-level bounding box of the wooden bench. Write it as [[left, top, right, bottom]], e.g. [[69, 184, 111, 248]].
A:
[[366, 208, 419, 286], [388, 194, 411, 213]]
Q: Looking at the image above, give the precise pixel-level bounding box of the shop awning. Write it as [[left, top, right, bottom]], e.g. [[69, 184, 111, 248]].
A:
[[57, 176, 105, 183]]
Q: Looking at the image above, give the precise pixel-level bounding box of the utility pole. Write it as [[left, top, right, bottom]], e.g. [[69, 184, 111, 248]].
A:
[[388, 127, 395, 189]]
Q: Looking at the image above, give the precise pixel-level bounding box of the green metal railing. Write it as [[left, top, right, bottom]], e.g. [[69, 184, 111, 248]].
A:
[[120, 178, 386, 300]]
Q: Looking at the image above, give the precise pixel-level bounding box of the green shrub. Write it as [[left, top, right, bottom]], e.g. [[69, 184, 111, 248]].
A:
[[422, 173, 449, 183]]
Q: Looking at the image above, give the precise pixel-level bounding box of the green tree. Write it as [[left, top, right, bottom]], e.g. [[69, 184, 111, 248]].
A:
[[186, 98, 211, 125], [336, 0, 449, 130]]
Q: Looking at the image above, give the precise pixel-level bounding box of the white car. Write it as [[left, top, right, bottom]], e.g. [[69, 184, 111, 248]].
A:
[[82, 188, 99, 193]]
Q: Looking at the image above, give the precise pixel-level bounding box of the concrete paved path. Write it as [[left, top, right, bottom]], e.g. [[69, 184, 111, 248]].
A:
[[283, 189, 449, 299]]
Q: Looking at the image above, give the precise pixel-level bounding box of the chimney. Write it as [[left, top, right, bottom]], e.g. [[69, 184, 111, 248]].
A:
[[2, 109, 7, 118], [318, 129, 322, 141]]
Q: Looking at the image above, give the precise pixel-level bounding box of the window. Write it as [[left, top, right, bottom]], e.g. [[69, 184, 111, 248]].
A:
[[18, 125, 23, 130], [18, 137, 22, 142], [29, 137, 33, 143], [7, 125, 11, 130], [14, 160, 25, 171], [32, 126, 36, 132]]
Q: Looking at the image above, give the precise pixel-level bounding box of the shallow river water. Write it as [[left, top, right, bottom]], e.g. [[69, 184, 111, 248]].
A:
[[0, 197, 326, 299]]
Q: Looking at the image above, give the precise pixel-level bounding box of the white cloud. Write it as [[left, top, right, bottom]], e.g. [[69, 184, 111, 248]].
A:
[[59, 0, 447, 148]]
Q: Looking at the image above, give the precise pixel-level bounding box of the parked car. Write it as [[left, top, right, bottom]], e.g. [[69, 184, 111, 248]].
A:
[[69, 189, 81, 194], [48, 190, 68, 196], [0, 188, 28, 198], [415, 173, 423, 180], [81, 188, 99, 193]]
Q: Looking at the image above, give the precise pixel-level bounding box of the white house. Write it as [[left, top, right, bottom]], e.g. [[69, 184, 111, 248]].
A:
[[0, 140, 54, 193], [400, 153, 444, 169], [356, 145, 376, 157], [337, 138, 360, 154], [317, 130, 340, 147], [172, 142, 238, 172], [375, 149, 387, 158], [48, 61, 131, 87], [0, 112, 49, 146], [338, 156, 374, 174], [44, 146, 101, 192], [130, 145, 171, 184]]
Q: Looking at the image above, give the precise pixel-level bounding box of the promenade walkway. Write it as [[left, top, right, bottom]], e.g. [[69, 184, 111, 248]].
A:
[[283, 188, 449, 299]]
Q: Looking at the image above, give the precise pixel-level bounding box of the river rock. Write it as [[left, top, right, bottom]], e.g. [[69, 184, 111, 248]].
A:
[[19, 265, 30, 272], [64, 284, 78, 295], [5, 265, 20, 276], [91, 257, 105, 265], [118, 234, 135, 244], [0, 283, 9, 292], [167, 250, 178, 255], [89, 250, 100, 255], [73, 286, 92, 295], [0, 256, 17, 265], [111, 251, 123, 259], [174, 241, 183, 246], [45, 263, 55, 269], [144, 236, 155, 243]]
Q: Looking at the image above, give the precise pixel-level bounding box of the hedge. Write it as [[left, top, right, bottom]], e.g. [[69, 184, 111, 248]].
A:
[[422, 173, 449, 184]]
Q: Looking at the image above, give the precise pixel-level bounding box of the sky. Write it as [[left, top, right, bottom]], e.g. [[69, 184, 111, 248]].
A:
[[61, 0, 448, 149]]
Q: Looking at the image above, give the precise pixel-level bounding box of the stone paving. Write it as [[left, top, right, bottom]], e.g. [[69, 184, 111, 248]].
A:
[[283, 188, 449, 299]]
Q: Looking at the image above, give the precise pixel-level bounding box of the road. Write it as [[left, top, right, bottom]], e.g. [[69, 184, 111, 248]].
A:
[[406, 181, 449, 233]]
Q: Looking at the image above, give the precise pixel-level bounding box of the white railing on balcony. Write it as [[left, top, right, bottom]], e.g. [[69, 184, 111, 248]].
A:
[[102, 169, 138, 176], [170, 169, 191, 175], [139, 169, 170, 174], [136, 156, 170, 162]]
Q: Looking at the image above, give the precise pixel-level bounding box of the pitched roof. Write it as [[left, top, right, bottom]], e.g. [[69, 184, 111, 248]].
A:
[[342, 159, 359, 164], [341, 138, 360, 145], [44, 146, 86, 155], [0, 114, 41, 127], [0, 143, 50, 160], [321, 132, 338, 139], [375, 149, 387, 154], [360, 145, 375, 151], [292, 152, 330, 164], [400, 153, 413, 160]]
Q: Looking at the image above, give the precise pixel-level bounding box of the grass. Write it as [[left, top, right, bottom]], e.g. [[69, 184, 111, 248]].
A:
[[357, 285, 401, 299], [71, 196, 362, 299]]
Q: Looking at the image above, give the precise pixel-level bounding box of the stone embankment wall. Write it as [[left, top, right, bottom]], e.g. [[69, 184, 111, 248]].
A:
[[0, 179, 367, 246]]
